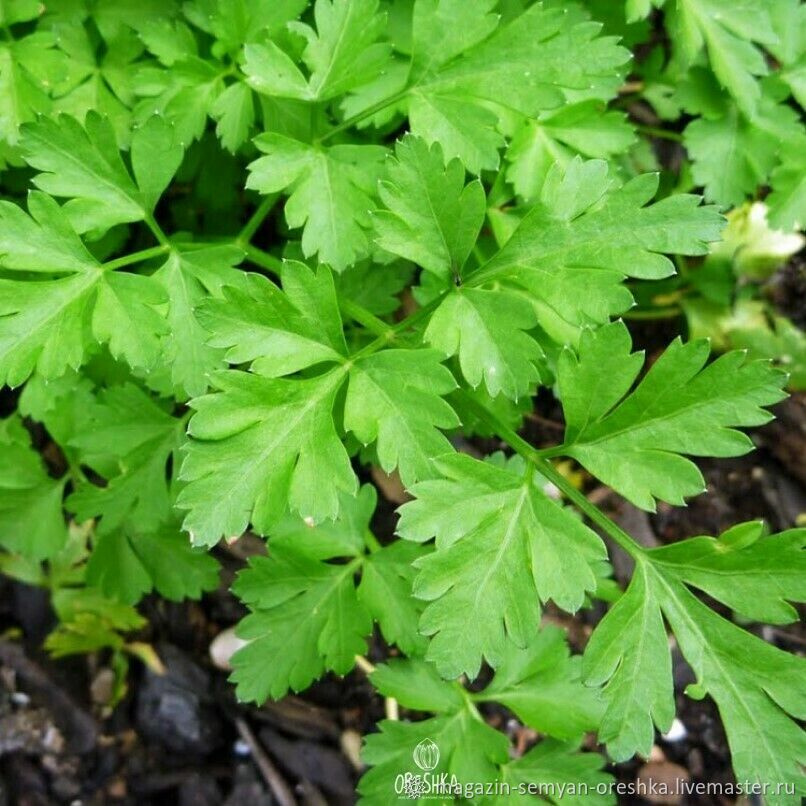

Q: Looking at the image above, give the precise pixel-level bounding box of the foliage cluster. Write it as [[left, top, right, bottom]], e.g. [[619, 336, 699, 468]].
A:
[[0, 0, 803, 802]]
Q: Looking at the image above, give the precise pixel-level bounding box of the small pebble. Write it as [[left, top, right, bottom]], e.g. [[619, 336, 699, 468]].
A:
[[233, 738, 251, 757], [662, 718, 687, 742], [209, 627, 249, 671]]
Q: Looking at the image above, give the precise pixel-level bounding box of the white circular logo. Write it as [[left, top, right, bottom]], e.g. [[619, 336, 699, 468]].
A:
[[413, 738, 440, 771]]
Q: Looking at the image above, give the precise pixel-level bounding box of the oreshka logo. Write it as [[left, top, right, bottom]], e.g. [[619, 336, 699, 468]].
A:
[[412, 738, 440, 771]]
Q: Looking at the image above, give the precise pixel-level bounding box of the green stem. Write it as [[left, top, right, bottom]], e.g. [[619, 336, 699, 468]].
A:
[[623, 306, 682, 321], [363, 529, 382, 554], [238, 194, 278, 245], [243, 243, 284, 275], [349, 296, 442, 361], [673, 253, 689, 278], [339, 298, 390, 338], [143, 212, 171, 246], [460, 687, 486, 721], [459, 393, 644, 560], [317, 89, 409, 144], [102, 244, 171, 272], [635, 125, 684, 143], [533, 456, 644, 559]]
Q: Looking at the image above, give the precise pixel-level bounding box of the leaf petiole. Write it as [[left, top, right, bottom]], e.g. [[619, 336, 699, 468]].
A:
[[458, 392, 644, 560], [102, 244, 171, 271]]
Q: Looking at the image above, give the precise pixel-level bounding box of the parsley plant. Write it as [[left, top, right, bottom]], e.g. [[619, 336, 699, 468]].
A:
[[0, 0, 803, 802]]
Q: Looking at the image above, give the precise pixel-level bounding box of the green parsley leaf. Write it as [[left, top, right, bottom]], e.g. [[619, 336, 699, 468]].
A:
[[198, 266, 346, 377], [183, 262, 461, 541], [360, 628, 611, 803], [684, 98, 802, 208], [425, 287, 543, 400], [230, 485, 428, 701], [86, 523, 220, 605], [247, 135, 386, 270], [419, 158, 722, 398], [398, 454, 606, 678], [478, 627, 604, 741], [0, 415, 67, 560], [583, 562, 673, 761], [372, 135, 485, 281], [178, 367, 355, 545], [492, 740, 615, 806], [67, 383, 184, 532], [767, 135, 806, 230], [294, 0, 391, 101], [671, 0, 777, 115], [21, 112, 183, 234], [155, 244, 246, 399], [0, 193, 167, 386], [344, 349, 459, 486], [406, 2, 630, 172], [505, 101, 635, 201], [651, 520, 806, 624], [556, 320, 787, 510], [586, 526, 806, 800]]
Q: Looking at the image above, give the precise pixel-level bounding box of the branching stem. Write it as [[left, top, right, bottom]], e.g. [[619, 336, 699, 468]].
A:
[[317, 90, 410, 144], [143, 212, 172, 246], [459, 392, 645, 560], [102, 244, 171, 271], [238, 194, 279, 245], [635, 125, 684, 143], [339, 299, 390, 337], [349, 297, 443, 361], [242, 243, 284, 275]]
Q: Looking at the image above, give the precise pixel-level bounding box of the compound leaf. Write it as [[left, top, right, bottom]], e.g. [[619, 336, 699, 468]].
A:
[[21, 112, 182, 234], [0, 415, 67, 560], [479, 159, 724, 323], [425, 287, 543, 399], [360, 712, 508, 802], [86, 524, 220, 605], [672, 0, 777, 115], [373, 135, 485, 281], [358, 540, 430, 657], [247, 134, 385, 270], [0, 193, 166, 386], [684, 99, 802, 208], [659, 579, 806, 804], [407, 3, 630, 172], [586, 533, 806, 802], [67, 383, 184, 532], [398, 454, 606, 679], [360, 630, 612, 802], [651, 521, 806, 624], [344, 348, 459, 486], [423, 158, 723, 398], [155, 244, 246, 399], [293, 0, 391, 101], [506, 101, 635, 201], [494, 740, 615, 806], [479, 627, 603, 742], [229, 486, 428, 701], [582, 563, 674, 761], [231, 548, 369, 702], [178, 368, 355, 545], [583, 522, 806, 803], [198, 265, 346, 377], [556, 321, 787, 510]]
